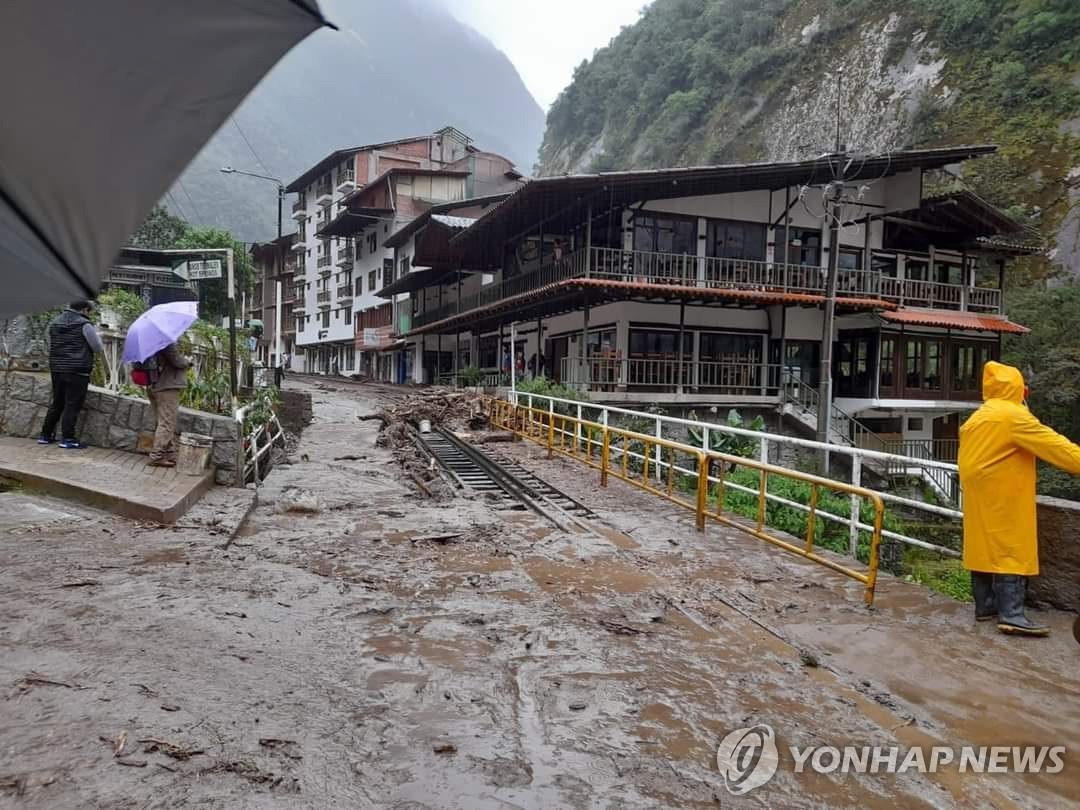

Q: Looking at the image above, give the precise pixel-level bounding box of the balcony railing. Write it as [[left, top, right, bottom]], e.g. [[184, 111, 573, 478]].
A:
[[316, 180, 333, 203], [337, 245, 354, 267], [410, 247, 1004, 329], [317, 253, 332, 269], [317, 290, 332, 305], [879, 277, 1001, 313], [336, 167, 355, 189], [559, 356, 783, 396], [336, 285, 353, 300], [291, 198, 306, 216]]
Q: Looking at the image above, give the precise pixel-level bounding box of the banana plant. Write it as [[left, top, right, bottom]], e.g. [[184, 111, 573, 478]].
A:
[[686, 408, 765, 461]]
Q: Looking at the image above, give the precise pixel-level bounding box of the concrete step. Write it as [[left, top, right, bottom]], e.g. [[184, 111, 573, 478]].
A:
[[0, 436, 215, 523]]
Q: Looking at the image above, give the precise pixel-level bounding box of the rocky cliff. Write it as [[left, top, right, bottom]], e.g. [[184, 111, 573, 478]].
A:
[[538, 0, 1080, 275]]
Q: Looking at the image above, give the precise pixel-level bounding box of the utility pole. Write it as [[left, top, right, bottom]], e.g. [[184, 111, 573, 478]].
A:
[[816, 183, 843, 472]]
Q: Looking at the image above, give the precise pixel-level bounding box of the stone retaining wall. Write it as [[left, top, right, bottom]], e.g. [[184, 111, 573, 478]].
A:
[[1032, 496, 1080, 610], [0, 370, 241, 486]]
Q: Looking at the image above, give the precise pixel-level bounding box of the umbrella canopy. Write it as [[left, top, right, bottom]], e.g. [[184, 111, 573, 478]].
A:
[[122, 301, 199, 364], [0, 0, 332, 319]]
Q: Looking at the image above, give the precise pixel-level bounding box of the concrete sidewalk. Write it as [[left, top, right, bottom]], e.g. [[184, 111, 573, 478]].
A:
[[0, 436, 214, 523]]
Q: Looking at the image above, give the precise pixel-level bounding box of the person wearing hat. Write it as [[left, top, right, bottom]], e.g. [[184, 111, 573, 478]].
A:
[[959, 361, 1080, 636], [38, 299, 103, 449]]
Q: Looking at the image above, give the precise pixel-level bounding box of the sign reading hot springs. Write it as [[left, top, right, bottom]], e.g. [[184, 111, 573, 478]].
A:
[[174, 259, 222, 281]]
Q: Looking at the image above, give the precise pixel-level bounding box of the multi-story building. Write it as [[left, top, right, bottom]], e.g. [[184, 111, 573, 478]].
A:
[[394, 145, 1036, 484], [249, 233, 299, 367], [284, 126, 522, 375]]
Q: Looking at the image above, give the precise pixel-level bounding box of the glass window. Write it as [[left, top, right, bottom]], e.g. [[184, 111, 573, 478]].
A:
[[707, 220, 766, 261], [872, 254, 898, 277], [368, 270, 376, 291], [383, 258, 395, 286], [906, 260, 928, 281], [628, 329, 691, 358], [880, 336, 896, 392], [838, 249, 863, 270], [924, 340, 942, 391], [778, 227, 821, 266], [321, 310, 330, 328], [633, 214, 696, 255], [905, 340, 923, 389], [699, 332, 763, 361]]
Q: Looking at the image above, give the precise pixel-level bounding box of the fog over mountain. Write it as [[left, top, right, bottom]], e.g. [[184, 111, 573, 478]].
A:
[[166, 0, 545, 244]]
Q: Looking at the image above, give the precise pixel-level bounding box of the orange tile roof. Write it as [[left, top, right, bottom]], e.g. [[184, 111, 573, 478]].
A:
[[880, 309, 1029, 334]]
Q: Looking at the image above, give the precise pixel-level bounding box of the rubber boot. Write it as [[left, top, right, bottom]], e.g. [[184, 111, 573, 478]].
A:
[[994, 575, 1050, 637], [971, 572, 996, 622]]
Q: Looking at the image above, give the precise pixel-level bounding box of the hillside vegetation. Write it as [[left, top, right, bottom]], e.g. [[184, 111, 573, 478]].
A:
[[538, 0, 1080, 497]]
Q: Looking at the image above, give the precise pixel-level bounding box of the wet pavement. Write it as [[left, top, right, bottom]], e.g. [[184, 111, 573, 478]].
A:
[[1, 380, 1078, 808]]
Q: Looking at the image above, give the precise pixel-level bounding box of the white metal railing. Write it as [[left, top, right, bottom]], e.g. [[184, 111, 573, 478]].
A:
[[505, 390, 963, 559], [559, 356, 784, 395], [590, 247, 879, 297], [879, 277, 1002, 313]]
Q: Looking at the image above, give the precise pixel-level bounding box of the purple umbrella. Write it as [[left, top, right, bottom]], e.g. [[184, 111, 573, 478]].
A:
[[122, 301, 199, 364]]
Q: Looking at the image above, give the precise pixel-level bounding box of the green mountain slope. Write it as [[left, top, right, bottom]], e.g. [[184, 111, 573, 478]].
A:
[[538, 0, 1080, 276]]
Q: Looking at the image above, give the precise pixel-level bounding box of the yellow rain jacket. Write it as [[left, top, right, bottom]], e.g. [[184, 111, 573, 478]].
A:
[[958, 361, 1080, 575]]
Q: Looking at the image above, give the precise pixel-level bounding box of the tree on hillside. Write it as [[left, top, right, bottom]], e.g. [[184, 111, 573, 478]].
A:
[[1003, 282, 1080, 498], [128, 205, 189, 249]]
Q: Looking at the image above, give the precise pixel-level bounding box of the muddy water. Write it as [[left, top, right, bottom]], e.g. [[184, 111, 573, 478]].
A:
[[2, 381, 1077, 809]]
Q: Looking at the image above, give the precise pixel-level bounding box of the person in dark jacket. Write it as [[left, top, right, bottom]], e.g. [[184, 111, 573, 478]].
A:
[[147, 342, 191, 467], [38, 300, 102, 449]]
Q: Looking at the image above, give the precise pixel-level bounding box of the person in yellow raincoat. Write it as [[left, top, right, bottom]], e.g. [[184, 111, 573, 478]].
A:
[[959, 361, 1080, 636]]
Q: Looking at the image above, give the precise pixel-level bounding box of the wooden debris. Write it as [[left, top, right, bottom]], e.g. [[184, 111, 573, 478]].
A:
[[139, 738, 205, 760], [18, 672, 87, 690]]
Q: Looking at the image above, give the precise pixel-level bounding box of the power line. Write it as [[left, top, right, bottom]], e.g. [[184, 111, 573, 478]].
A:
[[165, 190, 188, 223], [232, 115, 270, 176], [176, 177, 203, 224]]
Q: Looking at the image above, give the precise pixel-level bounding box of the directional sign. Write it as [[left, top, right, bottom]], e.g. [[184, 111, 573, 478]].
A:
[[173, 258, 222, 280], [187, 259, 222, 280]]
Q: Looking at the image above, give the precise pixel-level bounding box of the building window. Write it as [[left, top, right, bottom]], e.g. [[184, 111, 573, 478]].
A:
[[706, 219, 766, 262], [879, 335, 896, 395], [368, 270, 377, 291], [343, 306, 351, 324], [367, 232, 377, 253], [778, 227, 821, 266], [355, 276, 363, 296], [399, 254, 409, 281], [634, 214, 696, 255], [908, 417, 924, 432], [298, 218, 307, 242], [383, 258, 395, 286], [297, 317, 304, 333], [321, 310, 330, 328], [838, 249, 863, 271]]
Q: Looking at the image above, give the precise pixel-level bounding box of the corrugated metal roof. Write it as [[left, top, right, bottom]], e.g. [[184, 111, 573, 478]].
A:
[[431, 214, 476, 230], [880, 309, 1029, 334]]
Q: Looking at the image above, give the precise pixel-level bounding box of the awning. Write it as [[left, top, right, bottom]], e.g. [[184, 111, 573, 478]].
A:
[[880, 309, 1029, 334], [0, 0, 332, 317], [317, 208, 394, 238], [376, 267, 457, 298]]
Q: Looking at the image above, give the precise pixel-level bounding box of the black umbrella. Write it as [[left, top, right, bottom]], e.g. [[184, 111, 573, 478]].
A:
[[0, 0, 333, 318]]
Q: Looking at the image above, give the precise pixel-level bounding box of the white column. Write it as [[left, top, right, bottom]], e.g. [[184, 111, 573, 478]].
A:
[[274, 280, 282, 369]]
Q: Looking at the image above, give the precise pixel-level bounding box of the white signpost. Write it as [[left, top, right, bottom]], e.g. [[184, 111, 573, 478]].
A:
[[174, 258, 223, 280]]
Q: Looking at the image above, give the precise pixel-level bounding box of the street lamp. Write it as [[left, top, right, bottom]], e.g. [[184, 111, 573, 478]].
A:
[[220, 166, 288, 379], [219, 166, 285, 238]]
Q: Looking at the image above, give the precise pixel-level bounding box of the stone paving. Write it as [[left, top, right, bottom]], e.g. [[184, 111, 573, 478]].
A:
[[0, 436, 214, 522]]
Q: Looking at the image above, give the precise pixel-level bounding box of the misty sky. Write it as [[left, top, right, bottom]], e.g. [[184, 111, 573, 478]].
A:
[[442, 0, 647, 108]]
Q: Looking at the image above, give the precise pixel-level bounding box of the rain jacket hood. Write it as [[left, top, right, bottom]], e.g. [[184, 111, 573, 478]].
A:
[[958, 361, 1080, 575], [981, 360, 1024, 405]]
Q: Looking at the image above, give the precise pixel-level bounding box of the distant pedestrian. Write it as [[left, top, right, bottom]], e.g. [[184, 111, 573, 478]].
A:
[[147, 342, 191, 468], [959, 361, 1080, 636], [38, 300, 102, 449]]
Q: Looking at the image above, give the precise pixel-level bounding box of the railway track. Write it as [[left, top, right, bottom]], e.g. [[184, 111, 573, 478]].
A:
[[421, 428, 600, 531]]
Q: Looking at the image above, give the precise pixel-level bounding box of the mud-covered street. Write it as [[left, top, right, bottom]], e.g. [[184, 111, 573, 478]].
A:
[[2, 380, 1078, 809]]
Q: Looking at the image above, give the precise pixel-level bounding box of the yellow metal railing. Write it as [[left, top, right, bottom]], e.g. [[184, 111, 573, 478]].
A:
[[489, 398, 885, 605]]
